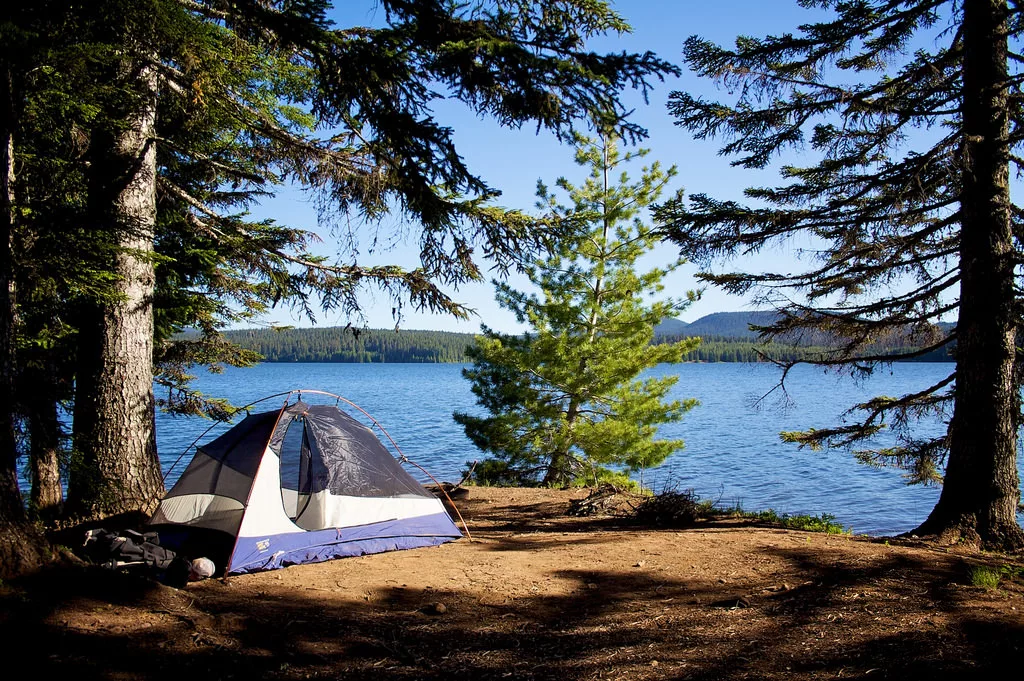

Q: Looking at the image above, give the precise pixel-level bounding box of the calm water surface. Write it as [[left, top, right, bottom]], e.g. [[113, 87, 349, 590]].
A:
[[153, 361, 1023, 537]]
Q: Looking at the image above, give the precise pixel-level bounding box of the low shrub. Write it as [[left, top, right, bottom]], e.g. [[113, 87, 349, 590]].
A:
[[633, 488, 706, 528], [464, 459, 536, 487], [1000, 564, 1024, 582]]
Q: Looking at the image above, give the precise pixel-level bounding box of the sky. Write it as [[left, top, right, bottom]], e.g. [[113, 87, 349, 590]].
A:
[[248, 1, 876, 333]]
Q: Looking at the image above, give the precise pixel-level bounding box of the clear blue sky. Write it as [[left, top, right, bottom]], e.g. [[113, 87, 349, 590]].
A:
[[251, 1, 839, 333]]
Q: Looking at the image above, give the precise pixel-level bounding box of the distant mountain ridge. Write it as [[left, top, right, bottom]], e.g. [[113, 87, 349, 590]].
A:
[[652, 317, 689, 336], [657, 311, 955, 342], [656, 311, 781, 339]]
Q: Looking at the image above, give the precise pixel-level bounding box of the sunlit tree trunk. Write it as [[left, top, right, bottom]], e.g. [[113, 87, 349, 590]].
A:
[[913, 0, 1024, 549], [67, 55, 164, 519]]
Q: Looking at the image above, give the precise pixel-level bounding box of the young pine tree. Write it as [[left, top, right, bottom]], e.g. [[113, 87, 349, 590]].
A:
[[456, 136, 699, 487]]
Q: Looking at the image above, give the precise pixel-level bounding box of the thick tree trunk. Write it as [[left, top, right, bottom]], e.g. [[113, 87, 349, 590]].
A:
[[912, 0, 1024, 550], [67, 57, 164, 519], [28, 366, 63, 521]]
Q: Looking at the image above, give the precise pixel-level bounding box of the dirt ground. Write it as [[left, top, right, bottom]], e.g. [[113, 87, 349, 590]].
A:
[[3, 487, 1024, 680]]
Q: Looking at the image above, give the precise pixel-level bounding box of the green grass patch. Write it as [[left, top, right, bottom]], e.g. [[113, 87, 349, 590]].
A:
[[967, 566, 1002, 590], [738, 509, 851, 535], [999, 564, 1024, 583]]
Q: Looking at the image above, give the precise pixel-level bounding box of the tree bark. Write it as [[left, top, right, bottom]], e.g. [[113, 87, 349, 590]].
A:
[[912, 0, 1024, 550], [544, 401, 579, 487], [67, 56, 164, 519], [28, 366, 63, 521], [0, 64, 50, 579], [0, 66, 23, 525]]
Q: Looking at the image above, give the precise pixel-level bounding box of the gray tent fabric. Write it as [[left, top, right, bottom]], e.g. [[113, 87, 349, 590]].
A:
[[268, 402, 434, 498], [151, 410, 281, 536], [150, 398, 462, 574]]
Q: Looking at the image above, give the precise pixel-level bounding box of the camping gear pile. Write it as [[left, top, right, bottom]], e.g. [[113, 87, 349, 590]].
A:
[[81, 528, 195, 586], [82, 528, 179, 572]]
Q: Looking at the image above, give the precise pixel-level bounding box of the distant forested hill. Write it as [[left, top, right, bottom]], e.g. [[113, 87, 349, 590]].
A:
[[655, 311, 954, 362], [222, 311, 954, 363], [660, 311, 778, 339], [223, 327, 476, 363], [653, 317, 689, 336]]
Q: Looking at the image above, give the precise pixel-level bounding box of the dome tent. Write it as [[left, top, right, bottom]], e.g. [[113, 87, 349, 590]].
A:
[[150, 391, 462, 574]]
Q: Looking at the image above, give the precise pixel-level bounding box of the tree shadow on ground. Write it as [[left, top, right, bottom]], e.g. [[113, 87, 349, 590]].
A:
[[4, 533, 1021, 681]]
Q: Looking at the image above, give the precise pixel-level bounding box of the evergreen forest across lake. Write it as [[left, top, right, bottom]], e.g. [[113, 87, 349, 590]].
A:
[[224, 311, 955, 364]]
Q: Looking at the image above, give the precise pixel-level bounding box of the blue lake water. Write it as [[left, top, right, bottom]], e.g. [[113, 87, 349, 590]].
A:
[[150, 361, 1024, 537]]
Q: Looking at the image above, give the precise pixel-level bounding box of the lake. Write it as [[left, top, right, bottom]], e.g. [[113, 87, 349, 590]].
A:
[[151, 361, 1022, 537]]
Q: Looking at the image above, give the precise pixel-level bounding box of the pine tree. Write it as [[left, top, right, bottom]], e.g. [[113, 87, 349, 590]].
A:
[[0, 1, 679, 529], [0, 16, 26, 548], [655, 0, 1024, 549], [0, 2, 77, 574], [456, 135, 699, 487], [66, 2, 165, 519]]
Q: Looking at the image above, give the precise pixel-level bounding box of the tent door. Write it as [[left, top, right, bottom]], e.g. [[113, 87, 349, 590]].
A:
[[279, 418, 314, 522]]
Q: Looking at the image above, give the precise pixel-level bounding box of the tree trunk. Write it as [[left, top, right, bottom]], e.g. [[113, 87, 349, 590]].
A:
[[542, 137, 613, 489], [67, 56, 164, 520], [28, 366, 62, 521], [0, 65, 49, 579], [0, 67, 22, 524], [543, 453, 572, 487], [544, 407, 577, 487], [912, 0, 1024, 550]]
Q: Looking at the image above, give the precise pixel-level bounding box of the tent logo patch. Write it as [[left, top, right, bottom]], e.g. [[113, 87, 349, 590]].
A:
[[256, 539, 271, 552]]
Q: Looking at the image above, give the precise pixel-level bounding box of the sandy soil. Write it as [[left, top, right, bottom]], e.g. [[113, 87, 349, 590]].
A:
[[3, 487, 1023, 680]]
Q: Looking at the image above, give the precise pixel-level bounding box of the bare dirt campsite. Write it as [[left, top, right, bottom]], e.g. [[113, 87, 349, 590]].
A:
[[3, 487, 1023, 680]]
